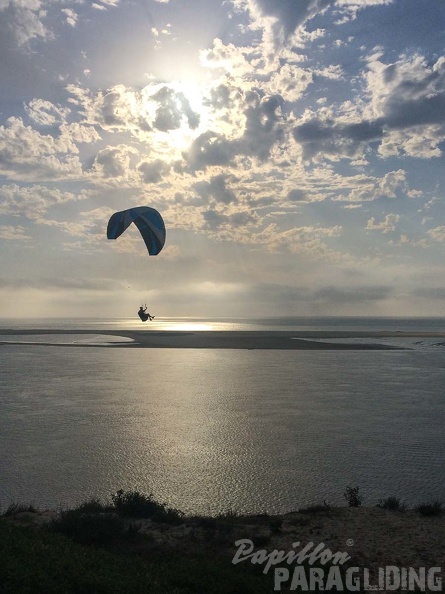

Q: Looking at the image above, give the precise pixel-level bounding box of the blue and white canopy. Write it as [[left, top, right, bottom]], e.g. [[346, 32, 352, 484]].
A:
[[107, 206, 166, 256]]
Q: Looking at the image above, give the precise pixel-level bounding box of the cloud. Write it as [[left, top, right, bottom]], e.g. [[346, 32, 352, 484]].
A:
[[61, 8, 78, 27], [194, 174, 238, 205], [0, 224, 31, 240], [0, 117, 83, 181], [334, 0, 394, 23], [67, 83, 200, 139], [0, 184, 90, 220], [201, 222, 347, 261], [293, 54, 445, 162], [266, 63, 314, 102], [0, 1, 49, 46], [0, 1, 118, 48], [232, 0, 331, 50], [366, 214, 400, 233], [412, 286, 445, 300], [59, 122, 101, 145], [138, 159, 171, 183], [186, 131, 234, 170], [427, 226, 445, 242], [150, 86, 199, 132], [312, 284, 392, 304], [333, 169, 412, 203], [186, 91, 285, 170], [91, 145, 137, 179], [25, 99, 70, 126], [202, 208, 257, 230], [287, 189, 307, 202]]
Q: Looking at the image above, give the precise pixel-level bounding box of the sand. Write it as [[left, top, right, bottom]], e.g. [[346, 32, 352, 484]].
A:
[[1, 329, 445, 349]]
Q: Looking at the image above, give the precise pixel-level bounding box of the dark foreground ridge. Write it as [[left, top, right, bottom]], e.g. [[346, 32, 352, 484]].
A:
[[2, 489, 445, 594], [1, 329, 445, 349]]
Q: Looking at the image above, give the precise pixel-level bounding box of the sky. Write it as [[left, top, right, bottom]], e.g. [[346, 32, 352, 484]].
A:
[[1, 0, 445, 318]]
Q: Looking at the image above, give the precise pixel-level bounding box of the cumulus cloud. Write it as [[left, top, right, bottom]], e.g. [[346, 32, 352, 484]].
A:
[[0, 224, 31, 240], [333, 169, 412, 203], [186, 91, 285, 169], [0, 184, 89, 219], [138, 159, 171, 183], [0, 0, 49, 46], [186, 131, 234, 170], [366, 214, 400, 233], [0, 117, 82, 181], [59, 122, 101, 145], [91, 145, 137, 179], [193, 174, 238, 205], [427, 226, 445, 242], [67, 83, 200, 139], [287, 189, 307, 202], [293, 54, 445, 162], [232, 0, 331, 50], [266, 63, 314, 102], [202, 208, 257, 230], [25, 99, 70, 126], [61, 8, 77, 27], [269, 226, 348, 262], [0, 0, 118, 47], [150, 86, 199, 132]]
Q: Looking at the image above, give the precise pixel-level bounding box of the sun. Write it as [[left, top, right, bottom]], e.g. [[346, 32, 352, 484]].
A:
[[141, 79, 211, 156]]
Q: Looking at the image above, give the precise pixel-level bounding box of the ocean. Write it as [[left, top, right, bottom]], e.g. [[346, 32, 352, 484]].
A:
[[1, 317, 445, 515]]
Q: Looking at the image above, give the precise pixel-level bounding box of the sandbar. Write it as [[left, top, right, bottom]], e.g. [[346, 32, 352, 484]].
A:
[[1, 329, 445, 349]]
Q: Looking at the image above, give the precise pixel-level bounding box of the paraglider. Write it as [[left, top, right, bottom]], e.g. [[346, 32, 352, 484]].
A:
[[107, 206, 166, 255], [107, 206, 166, 322], [138, 305, 154, 322]]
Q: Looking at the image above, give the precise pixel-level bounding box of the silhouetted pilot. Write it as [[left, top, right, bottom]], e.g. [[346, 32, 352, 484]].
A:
[[138, 305, 154, 322]]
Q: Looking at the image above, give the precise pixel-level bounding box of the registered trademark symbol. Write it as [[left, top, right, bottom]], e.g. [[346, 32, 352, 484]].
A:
[[346, 539, 354, 546]]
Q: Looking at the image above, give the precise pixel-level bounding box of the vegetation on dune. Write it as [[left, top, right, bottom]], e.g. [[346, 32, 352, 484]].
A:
[[0, 490, 277, 594], [377, 496, 407, 511], [1, 487, 444, 593], [414, 500, 443, 516], [0, 519, 165, 594], [111, 489, 184, 523]]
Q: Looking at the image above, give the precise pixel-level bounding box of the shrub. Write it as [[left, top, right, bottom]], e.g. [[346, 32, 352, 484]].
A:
[[2, 503, 37, 517], [76, 497, 112, 514], [299, 502, 330, 514], [111, 490, 184, 524], [414, 501, 443, 516], [268, 517, 282, 533], [344, 486, 362, 507], [49, 508, 131, 544], [377, 496, 407, 511]]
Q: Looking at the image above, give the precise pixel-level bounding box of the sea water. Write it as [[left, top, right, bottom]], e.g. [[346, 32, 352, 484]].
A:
[[0, 317, 444, 514]]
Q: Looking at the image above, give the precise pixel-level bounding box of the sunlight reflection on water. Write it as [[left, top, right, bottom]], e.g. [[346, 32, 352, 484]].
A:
[[1, 345, 445, 515]]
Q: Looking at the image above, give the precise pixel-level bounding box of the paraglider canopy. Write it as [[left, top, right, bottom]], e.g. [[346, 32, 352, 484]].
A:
[[107, 206, 166, 255]]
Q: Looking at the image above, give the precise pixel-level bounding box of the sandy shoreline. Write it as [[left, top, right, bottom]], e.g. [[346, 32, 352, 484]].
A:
[[1, 329, 445, 349]]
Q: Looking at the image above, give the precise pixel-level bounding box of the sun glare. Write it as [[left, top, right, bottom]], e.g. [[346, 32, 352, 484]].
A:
[[141, 79, 211, 155]]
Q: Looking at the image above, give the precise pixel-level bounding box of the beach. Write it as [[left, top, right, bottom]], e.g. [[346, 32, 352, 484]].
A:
[[2, 328, 445, 349]]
